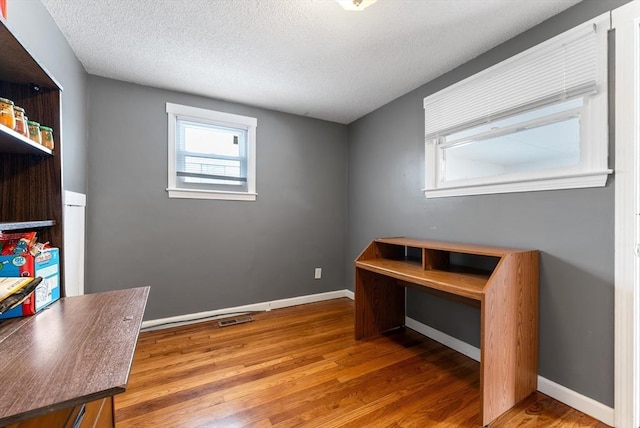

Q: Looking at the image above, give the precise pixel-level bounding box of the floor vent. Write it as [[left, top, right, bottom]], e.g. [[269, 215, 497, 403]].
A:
[[218, 316, 254, 327]]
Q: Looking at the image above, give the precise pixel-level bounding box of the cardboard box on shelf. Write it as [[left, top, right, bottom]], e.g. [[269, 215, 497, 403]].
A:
[[0, 248, 60, 319]]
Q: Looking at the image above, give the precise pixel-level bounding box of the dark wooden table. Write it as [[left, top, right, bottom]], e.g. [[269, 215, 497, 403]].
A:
[[0, 287, 149, 427]]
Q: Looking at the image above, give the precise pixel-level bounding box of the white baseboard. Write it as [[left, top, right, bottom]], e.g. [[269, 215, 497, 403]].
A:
[[405, 316, 614, 426], [536, 376, 614, 426], [141, 289, 353, 331], [405, 317, 481, 361]]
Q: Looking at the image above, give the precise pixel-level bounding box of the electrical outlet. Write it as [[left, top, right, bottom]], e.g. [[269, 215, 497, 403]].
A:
[[314, 268, 322, 279]]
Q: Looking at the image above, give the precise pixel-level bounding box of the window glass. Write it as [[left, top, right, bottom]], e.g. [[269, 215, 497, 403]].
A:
[[177, 120, 246, 187], [441, 100, 582, 182]]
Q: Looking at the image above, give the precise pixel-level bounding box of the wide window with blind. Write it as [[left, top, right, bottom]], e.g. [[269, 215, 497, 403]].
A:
[[166, 103, 257, 201], [422, 12, 611, 198]]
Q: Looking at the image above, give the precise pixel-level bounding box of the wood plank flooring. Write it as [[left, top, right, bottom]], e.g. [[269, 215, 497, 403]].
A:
[[115, 298, 610, 427]]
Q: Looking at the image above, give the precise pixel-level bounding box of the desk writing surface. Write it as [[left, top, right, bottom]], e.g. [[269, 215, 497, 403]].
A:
[[0, 287, 149, 426], [355, 258, 489, 300]]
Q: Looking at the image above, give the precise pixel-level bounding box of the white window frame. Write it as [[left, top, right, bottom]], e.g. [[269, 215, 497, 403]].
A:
[[423, 13, 612, 199], [166, 102, 257, 201]]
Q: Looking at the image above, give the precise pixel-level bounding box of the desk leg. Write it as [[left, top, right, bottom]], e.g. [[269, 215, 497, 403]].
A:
[[355, 268, 405, 340]]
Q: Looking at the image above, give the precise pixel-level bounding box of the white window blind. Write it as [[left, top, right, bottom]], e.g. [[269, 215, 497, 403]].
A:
[[422, 12, 611, 198], [423, 17, 605, 139]]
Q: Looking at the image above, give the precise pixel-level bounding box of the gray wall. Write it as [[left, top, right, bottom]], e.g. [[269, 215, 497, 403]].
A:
[[5, 0, 87, 193], [86, 76, 348, 321], [347, 0, 628, 408]]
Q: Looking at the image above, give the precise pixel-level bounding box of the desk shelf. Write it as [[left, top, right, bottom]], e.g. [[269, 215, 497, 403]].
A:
[[356, 258, 489, 300], [355, 237, 539, 426]]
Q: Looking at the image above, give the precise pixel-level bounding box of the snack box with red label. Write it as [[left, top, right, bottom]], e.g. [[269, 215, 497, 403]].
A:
[[0, 248, 60, 319]]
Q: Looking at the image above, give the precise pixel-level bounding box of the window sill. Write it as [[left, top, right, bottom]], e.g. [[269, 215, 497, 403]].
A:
[[167, 188, 257, 201], [423, 169, 613, 198]]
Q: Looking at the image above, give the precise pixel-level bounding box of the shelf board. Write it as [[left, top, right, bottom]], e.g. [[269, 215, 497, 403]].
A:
[[0, 220, 56, 232], [356, 258, 489, 300], [0, 124, 52, 155], [374, 237, 526, 257]]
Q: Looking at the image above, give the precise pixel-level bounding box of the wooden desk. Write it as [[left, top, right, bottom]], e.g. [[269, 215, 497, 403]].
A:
[[0, 287, 149, 428], [355, 237, 538, 426]]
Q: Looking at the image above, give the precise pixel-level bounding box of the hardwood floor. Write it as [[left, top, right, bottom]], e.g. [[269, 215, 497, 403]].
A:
[[115, 298, 609, 427]]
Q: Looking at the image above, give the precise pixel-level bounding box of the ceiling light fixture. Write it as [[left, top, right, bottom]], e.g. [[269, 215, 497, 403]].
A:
[[336, 0, 378, 11]]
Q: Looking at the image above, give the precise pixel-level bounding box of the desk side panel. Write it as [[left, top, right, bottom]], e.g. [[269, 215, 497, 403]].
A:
[[356, 240, 406, 262], [480, 251, 539, 425], [355, 268, 405, 339], [355, 240, 379, 262]]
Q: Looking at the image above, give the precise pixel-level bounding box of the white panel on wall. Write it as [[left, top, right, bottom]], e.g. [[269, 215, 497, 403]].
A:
[[63, 190, 86, 296]]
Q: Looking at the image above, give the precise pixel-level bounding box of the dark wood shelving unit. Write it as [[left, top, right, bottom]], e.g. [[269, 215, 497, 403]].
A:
[[0, 16, 64, 287]]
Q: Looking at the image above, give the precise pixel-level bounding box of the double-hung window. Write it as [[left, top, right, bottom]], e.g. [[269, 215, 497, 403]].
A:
[[423, 13, 611, 198], [166, 103, 257, 201]]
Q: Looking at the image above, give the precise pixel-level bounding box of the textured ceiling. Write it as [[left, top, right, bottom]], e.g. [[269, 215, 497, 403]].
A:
[[41, 0, 582, 124]]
